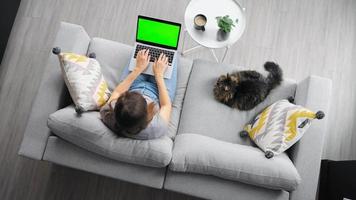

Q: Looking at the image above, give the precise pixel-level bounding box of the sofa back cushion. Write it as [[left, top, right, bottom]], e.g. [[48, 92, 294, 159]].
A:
[[87, 38, 132, 91], [178, 59, 297, 145]]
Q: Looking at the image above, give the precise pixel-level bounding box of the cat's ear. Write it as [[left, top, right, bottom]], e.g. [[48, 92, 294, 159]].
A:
[[219, 74, 225, 80], [226, 73, 230, 79]]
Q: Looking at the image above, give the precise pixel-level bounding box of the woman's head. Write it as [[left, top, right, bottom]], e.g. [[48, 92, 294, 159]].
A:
[[113, 91, 152, 136]]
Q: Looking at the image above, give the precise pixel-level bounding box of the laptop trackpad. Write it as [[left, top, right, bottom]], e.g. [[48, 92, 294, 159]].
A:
[[141, 62, 173, 79]]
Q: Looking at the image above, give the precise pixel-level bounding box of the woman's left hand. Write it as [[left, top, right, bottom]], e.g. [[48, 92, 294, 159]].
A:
[[135, 49, 151, 73], [153, 53, 168, 79]]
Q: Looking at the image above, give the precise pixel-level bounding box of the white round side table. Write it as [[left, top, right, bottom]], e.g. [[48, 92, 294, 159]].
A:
[[181, 0, 246, 62]]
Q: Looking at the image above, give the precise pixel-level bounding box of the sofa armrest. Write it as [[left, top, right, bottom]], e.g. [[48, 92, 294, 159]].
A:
[[18, 22, 91, 160], [289, 75, 332, 200]]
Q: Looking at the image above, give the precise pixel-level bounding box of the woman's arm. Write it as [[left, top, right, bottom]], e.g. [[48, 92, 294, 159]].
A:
[[108, 49, 151, 102], [153, 54, 172, 123]]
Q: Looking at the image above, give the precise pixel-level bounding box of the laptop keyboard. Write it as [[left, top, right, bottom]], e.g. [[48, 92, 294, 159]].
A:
[[134, 44, 174, 64]]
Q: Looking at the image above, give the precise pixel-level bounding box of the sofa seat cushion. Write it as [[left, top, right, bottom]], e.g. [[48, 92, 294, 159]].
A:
[[88, 38, 193, 139], [178, 59, 297, 145], [48, 105, 172, 167], [170, 133, 301, 191]]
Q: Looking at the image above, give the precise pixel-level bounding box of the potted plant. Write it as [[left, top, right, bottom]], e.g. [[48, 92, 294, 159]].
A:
[[216, 15, 237, 41]]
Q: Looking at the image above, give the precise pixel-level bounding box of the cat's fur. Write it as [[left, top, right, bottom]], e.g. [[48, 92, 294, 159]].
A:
[[213, 62, 283, 110]]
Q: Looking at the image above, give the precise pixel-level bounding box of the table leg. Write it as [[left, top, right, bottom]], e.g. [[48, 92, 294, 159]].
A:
[[182, 45, 203, 55], [181, 29, 230, 62], [210, 49, 219, 62], [221, 46, 230, 62], [181, 29, 204, 55]]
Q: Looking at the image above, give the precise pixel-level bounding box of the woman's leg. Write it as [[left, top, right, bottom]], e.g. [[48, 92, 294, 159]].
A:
[[164, 58, 178, 101]]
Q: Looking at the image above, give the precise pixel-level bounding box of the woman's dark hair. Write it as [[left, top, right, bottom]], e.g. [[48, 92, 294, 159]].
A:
[[113, 91, 149, 136]]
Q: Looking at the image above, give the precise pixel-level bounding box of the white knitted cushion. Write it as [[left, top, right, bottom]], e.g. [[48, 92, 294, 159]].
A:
[[57, 52, 111, 112], [242, 99, 324, 158]]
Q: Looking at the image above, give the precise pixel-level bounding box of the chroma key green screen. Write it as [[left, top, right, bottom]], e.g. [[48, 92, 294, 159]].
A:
[[137, 17, 181, 49]]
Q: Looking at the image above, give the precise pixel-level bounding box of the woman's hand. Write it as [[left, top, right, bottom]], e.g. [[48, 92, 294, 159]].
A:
[[135, 49, 150, 73], [153, 53, 168, 79]]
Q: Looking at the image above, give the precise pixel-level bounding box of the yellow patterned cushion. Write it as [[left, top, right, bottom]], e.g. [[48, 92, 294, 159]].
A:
[[242, 99, 323, 158], [57, 52, 111, 112]]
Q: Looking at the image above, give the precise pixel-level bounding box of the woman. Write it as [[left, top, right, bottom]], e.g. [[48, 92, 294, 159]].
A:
[[100, 49, 177, 139]]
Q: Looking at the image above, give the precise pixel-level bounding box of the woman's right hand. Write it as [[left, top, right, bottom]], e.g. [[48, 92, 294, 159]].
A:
[[153, 53, 168, 79], [135, 49, 150, 73]]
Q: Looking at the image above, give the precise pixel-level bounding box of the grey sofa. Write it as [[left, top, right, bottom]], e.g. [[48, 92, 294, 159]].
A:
[[18, 22, 332, 200]]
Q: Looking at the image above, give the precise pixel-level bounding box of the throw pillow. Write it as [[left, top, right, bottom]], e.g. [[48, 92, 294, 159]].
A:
[[52, 47, 111, 113], [240, 99, 324, 158]]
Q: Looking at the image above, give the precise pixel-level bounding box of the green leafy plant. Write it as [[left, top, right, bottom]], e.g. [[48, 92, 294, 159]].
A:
[[216, 15, 236, 33]]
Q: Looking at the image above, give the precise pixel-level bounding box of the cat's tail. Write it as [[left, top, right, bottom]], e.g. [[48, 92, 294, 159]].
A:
[[264, 62, 283, 90]]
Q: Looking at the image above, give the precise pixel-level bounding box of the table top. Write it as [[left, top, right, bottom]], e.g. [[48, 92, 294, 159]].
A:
[[184, 0, 246, 49]]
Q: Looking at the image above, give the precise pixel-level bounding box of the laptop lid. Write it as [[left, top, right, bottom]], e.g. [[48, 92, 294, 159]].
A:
[[136, 15, 181, 50]]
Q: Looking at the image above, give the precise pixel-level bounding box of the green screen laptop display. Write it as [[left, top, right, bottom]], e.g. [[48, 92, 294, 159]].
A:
[[136, 17, 181, 49]]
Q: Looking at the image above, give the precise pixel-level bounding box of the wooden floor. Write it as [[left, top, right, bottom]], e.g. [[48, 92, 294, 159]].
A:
[[0, 0, 355, 199]]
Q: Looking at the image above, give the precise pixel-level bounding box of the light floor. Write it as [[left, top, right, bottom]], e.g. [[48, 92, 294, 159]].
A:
[[0, 0, 355, 199]]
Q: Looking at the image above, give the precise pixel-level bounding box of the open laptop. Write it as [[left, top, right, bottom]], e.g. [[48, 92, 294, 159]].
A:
[[128, 15, 181, 79]]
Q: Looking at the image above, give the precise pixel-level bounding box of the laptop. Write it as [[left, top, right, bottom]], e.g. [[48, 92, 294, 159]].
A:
[[128, 15, 181, 79]]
